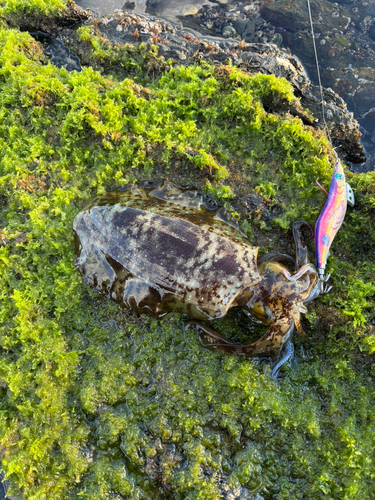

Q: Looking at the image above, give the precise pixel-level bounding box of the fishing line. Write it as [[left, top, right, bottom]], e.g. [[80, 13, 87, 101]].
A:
[[306, 0, 346, 171], [307, 0, 355, 291], [307, 0, 355, 208], [306, 0, 329, 133]]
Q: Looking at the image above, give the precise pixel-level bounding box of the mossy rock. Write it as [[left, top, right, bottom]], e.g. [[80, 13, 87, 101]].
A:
[[0, 0, 89, 32], [0, 10, 375, 500]]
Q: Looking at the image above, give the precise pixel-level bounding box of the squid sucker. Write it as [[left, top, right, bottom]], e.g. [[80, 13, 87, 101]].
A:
[[73, 180, 322, 380]]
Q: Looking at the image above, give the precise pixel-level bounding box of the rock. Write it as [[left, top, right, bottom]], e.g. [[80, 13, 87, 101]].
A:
[[3, 1, 89, 32], [257, 0, 375, 164], [75, 11, 365, 163], [1, 6, 374, 500], [123, 1, 135, 11], [181, 5, 199, 17], [183, 0, 374, 166], [222, 25, 238, 38], [351, 148, 375, 172], [143, 440, 264, 498], [269, 32, 283, 47], [260, 0, 352, 32], [44, 38, 81, 71]]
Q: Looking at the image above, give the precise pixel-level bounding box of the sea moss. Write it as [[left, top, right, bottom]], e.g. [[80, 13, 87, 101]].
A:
[[76, 26, 168, 78], [0, 0, 87, 33], [0, 20, 374, 500], [0, 0, 65, 17]]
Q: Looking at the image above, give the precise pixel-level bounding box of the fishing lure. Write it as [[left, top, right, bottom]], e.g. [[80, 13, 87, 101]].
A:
[[315, 159, 354, 290]]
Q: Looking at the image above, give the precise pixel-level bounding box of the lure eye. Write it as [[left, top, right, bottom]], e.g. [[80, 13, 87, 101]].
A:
[[322, 235, 329, 245], [335, 173, 343, 181]]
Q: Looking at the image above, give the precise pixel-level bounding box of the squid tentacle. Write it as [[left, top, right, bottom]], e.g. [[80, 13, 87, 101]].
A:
[[281, 263, 317, 282], [292, 220, 313, 271], [257, 252, 295, 266], [185, 299, 294, 360], [270, 342, 294, 381]]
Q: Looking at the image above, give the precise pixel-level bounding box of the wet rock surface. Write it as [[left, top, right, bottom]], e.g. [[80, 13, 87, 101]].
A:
[[0, 470, 16, 500], [143, 439, 265, 499], [2, 3, 375, 499], [58, 10, 365, 163], [45, 37, 82, 71]]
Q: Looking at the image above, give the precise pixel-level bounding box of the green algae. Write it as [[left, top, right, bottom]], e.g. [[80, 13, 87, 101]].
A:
[[0, 0, 66, 16], [0, 18, 374, 500], [76, 26, 168, 79], [335, 36, 351, 48]]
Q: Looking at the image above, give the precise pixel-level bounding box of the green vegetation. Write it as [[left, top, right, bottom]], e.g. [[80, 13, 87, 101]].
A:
[[0, 0, 66, 18], [0, 10, 374, 500]]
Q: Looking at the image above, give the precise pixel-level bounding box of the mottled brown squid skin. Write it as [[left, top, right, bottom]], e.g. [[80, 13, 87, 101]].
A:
[[73, 205, 260, 320], [185, 222, 319, 360], [73, 181, 319, 362], [73, 180, 261, 320]]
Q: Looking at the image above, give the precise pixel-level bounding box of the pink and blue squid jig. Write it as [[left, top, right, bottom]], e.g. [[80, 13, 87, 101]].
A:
[[314, 159, 354, 290]]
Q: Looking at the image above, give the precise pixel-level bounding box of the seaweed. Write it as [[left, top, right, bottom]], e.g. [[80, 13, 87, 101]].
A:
[[0, 15, 374, 500]]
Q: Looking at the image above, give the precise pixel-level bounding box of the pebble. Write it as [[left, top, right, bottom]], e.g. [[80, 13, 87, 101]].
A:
[[182, 5, 199, 16]]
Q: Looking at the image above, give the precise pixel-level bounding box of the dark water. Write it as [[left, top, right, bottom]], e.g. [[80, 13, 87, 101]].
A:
[[76, 0, 375, 170]]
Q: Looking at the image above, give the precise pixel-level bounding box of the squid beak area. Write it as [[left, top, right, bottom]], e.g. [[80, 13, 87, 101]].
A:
[[261, 262, 315, 300]]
